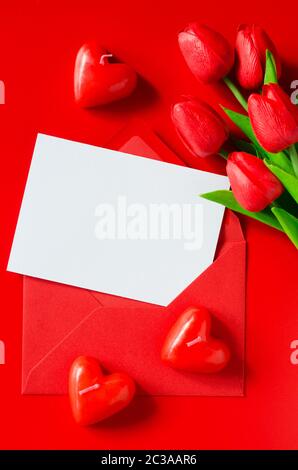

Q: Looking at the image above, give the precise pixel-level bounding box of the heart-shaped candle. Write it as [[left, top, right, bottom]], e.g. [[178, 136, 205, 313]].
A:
[[74, 43, 137, 107], [161, 306, 230, 373], [69, 356, 136, 425]]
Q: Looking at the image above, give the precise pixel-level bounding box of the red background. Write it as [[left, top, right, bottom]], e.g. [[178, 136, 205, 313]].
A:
[[0, 0, 298, 449]]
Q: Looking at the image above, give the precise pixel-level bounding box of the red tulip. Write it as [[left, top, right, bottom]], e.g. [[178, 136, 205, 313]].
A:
[[248, 84, 298, 153], [171, 97, 229, 157], [227, 152, 283, 212], [178, 23, 234, 83], [235, 24, 281, 90]]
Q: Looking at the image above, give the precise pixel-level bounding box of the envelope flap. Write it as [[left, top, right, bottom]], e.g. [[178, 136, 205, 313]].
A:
[[170, 239, 246, 316], [22, 277, 100, 385], [108, 118, 184, 166], [89, 290, 158, 308], [215, 210, 245, 258], [220, 210, 245, 244]]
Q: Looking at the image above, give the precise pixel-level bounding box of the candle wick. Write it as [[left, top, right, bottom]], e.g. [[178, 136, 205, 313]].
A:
[[186, 336, 203, 347], [79, 383, 101, 396], [99, 53, 113, 65]]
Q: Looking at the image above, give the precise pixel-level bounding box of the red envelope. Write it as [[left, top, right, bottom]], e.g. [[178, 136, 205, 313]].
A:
[[22, 123, 246, 396]]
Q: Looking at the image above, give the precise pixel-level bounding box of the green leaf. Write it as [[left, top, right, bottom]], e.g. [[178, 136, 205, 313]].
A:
[[264, 50, 278, 85], [276, 190, 298, 219], [255, 148, 263, 159], [288, 144, 298, 177], [223, 77, 248, 112], [223, 108, 254, 141], [222, 107, 267, 158], [271, 207, 298, 249], [266, 152, 294, 174], [265, 160, 298, 204], [200, 190, 284, 231]]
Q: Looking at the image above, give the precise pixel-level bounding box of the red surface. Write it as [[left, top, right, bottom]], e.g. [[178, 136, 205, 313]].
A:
[[0, 0, 298, 449]]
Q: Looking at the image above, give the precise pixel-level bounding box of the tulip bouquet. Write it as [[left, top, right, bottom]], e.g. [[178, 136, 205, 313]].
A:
[[172, 24, 298, 249]]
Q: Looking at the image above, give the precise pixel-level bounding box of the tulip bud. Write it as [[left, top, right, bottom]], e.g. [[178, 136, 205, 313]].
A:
[[178, 23, 234, 83], [248, 84, 298, 153], [171, 97, 229, 157], [235, 24, 281, 90], [227, 152, 283, 212]]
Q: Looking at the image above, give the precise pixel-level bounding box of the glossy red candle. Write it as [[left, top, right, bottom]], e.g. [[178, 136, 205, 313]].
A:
[[69, 356, 136, 426], [74, 43, 137, 107], [162, 306, 231, 373]]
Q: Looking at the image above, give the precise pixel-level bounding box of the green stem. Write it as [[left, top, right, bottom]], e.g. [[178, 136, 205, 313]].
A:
[[223, 77, 248, 112], [218, 149, 228, 160], [289, 144, 298, 177]]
